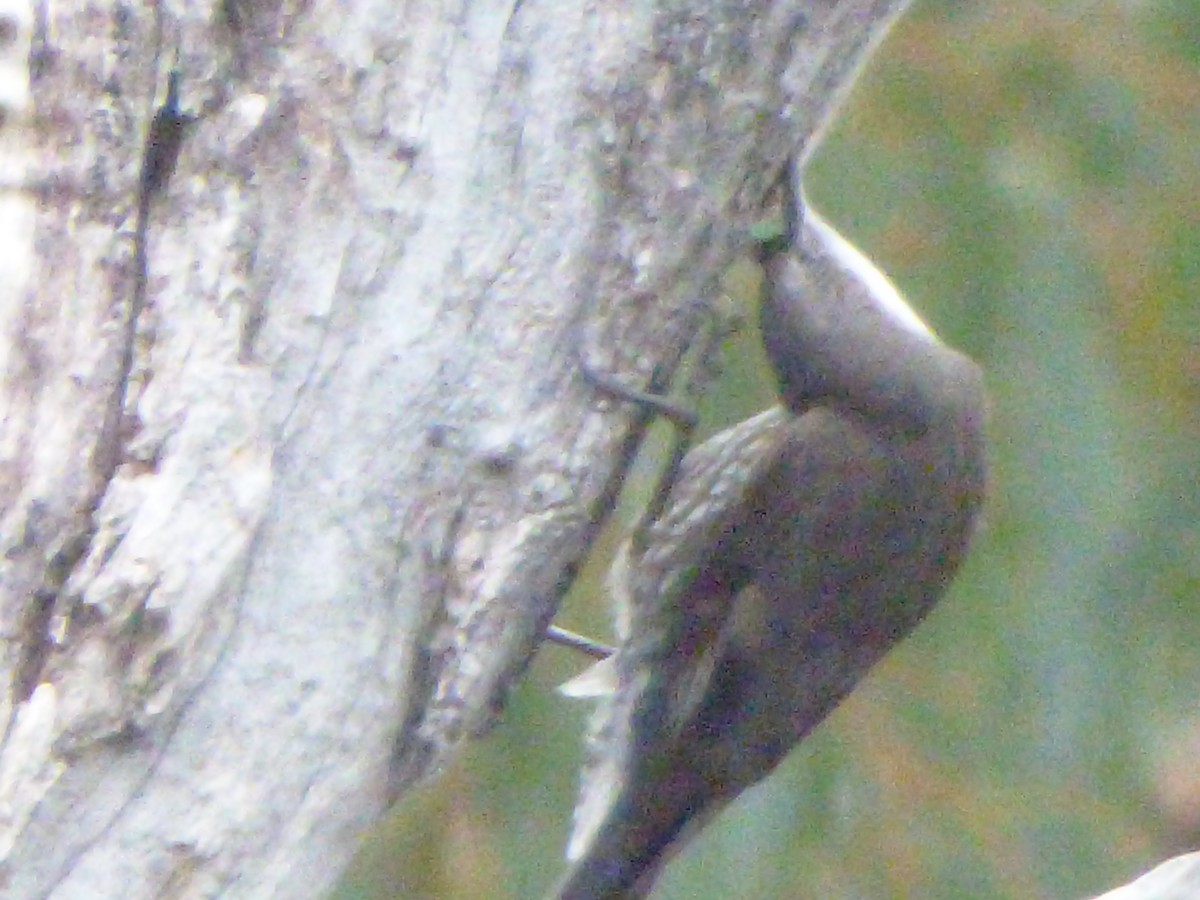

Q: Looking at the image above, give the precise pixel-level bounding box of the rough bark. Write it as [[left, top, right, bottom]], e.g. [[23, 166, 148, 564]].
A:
[[0, 0, 911, 896]]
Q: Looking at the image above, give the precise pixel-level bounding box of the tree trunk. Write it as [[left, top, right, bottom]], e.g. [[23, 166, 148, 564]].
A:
[[0, 0, 911, 895]]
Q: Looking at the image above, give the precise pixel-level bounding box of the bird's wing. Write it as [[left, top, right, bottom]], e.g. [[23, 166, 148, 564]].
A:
[[557, 406, 797, 898]]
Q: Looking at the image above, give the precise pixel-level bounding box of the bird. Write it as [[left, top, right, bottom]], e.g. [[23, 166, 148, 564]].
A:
[[552, 165, 988, 899]]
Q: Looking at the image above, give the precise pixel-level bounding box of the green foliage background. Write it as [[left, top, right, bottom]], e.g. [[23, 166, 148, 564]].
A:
[[338, 1, 1200, 896]]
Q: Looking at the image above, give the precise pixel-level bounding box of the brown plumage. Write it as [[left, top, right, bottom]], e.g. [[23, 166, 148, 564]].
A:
[[554, 182, 987, 899]]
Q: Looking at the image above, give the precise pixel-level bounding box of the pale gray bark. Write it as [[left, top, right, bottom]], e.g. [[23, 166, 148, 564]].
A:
[[0, 0, 912, 896]]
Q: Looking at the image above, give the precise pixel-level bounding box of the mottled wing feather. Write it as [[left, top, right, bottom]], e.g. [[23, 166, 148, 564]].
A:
[[562, 406, 796, 882]]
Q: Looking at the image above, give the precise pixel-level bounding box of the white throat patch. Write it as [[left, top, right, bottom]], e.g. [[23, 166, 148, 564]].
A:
[[804, 202, 936, 342]]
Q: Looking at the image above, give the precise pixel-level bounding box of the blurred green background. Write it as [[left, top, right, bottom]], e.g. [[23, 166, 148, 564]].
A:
[[338, 1, 1200, 897]]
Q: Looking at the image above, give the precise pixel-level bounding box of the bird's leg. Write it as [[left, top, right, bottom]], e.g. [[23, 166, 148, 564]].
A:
[[546, 179, 794, 661], [542, 303, 735, 659], [544, 625, 614, 661], [579, 306, 737, 546]]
